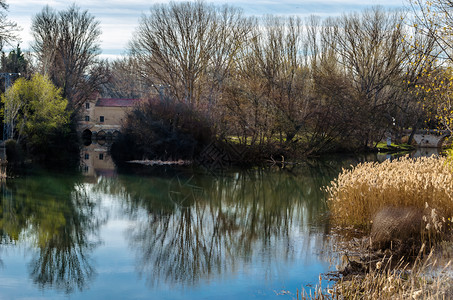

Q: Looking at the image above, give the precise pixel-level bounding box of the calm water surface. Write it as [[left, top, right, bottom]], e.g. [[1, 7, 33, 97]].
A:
[[0, 147, 421, 299]]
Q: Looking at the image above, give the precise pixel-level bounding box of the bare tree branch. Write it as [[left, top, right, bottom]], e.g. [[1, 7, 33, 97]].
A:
[[31, 4, 106, 108]]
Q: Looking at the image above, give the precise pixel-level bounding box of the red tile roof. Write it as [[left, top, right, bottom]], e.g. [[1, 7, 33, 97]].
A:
[[95, 98, 142, 107]]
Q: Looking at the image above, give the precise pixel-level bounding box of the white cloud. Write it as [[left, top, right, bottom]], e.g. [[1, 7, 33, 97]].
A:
[[4, 0, 406, 57]]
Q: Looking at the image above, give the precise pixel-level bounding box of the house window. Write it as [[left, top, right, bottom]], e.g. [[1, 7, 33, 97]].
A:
[[85, 116, 90, 122], [100, 116, 104, 123], [85, 102, 90, 109], [83, 166, 89, 173], [84, 153, 89, 160], [99, 153, 104, 160]]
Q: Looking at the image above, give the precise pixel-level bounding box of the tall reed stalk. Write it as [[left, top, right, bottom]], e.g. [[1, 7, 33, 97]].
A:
[[326, 155, 453, 228]]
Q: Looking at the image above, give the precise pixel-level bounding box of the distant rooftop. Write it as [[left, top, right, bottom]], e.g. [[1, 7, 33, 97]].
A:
[[95, 98, 142, 107]]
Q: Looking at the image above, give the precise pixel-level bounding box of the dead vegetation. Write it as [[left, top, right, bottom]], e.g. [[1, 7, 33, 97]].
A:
[[370, 206, 424, 254], [326, 155, 453, 231], [309, 155, 453, 299], [326, 155, 453, 254], [298, 247, 453, 299]]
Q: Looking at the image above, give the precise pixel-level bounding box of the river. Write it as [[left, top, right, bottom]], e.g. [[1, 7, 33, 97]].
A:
[[0, 144, 438, 299]]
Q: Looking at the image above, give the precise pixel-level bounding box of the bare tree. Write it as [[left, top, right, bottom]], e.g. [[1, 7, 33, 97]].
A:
[[326, 7, 411, 147], [406, 0, 453, 135], [232, 16, 312, 146], [305, 17, 358, 152], [304, 7, 437, 150], [101, 57, 154, 99], [31, 4, 107, 108], [408, 0, 453, 63], [0, 0, 20, 51], [130, 1, 250, 107], [203, 5, 251, 106], [122, 2, 434, 156]]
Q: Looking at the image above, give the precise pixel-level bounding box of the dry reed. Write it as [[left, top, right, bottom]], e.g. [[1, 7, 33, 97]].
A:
[[298, 248, 453, 299], [326, 155, 453, 229]]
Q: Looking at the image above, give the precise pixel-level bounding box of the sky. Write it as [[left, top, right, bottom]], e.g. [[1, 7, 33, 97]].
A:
[[6, 0, 407, 59]]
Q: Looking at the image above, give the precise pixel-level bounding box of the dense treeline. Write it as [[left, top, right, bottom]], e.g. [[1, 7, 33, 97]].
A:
[[107, 2, 439, 161], [0, 0, 450, 164]]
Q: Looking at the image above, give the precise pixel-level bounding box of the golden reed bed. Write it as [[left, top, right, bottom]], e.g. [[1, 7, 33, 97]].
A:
[[326, 155, 453, 229]]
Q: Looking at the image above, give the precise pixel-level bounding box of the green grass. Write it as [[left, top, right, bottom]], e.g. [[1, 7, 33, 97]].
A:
[[376, 142, 415, 153]]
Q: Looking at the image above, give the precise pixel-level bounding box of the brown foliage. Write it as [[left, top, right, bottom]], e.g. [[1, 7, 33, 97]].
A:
[[113, 97, 213, 161], [370, 207, 423, 253]]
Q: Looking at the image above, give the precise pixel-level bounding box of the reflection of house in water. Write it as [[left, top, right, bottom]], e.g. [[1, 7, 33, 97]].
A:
[[78, 95, 142, 140], [81, 143, 116, 178], [78, 95, 143, 178]]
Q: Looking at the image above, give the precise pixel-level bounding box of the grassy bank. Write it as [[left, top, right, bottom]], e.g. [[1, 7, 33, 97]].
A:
[[376, 142, 415, 153]]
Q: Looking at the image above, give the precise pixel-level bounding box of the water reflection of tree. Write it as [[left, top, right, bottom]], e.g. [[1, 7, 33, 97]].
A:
[[109, 162, 348, 287], [0, 172, 103, 293]]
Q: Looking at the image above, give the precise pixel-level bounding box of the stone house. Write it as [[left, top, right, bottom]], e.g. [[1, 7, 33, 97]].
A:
[[79, 96, 142, 139]]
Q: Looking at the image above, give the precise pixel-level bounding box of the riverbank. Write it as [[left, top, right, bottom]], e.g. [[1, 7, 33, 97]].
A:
[[376, 142, 415, 154], [303, 154, 453, 299], [299, 235, 453, 299]]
